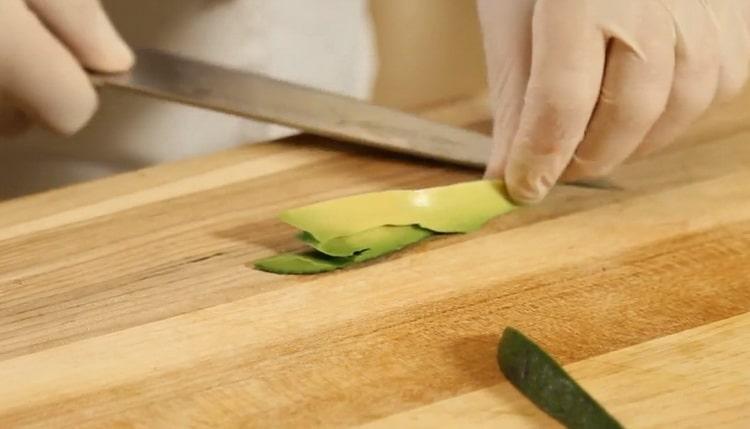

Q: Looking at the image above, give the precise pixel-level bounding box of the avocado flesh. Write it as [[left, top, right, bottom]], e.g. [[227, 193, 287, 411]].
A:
[[280, 180, 515, 244], [255, 225, 433, 274], [255, 180, 515, 275], [298, 225, 432, 257], [254, 252, 349, 274]]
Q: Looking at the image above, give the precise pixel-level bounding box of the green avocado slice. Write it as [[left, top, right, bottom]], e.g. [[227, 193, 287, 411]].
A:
[[280, 180, 515, 244], [254, 180, 516, 275], [254, 225, 434, 274], [254, 252, 350, 274], [498, 327, 624, 428], [298, 224, 433, 257]]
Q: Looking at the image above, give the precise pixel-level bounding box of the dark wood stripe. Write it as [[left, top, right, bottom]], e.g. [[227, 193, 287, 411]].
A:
[[2, 221, 748, 427]]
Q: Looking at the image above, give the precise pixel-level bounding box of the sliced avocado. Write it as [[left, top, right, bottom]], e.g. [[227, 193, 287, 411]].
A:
[[255, 225, 434, 274], [254, 252, 350, 274], [280, 180, 515, 244], [254, 180, 516, 275], [298, 225, 432, 257]]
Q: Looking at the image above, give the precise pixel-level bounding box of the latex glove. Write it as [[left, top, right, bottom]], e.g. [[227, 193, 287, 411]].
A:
[[0, 0, 133, 136], [477, 0, 750, 203]]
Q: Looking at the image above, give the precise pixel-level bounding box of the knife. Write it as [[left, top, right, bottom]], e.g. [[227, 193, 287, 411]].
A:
[[89, 48, 620, 191]]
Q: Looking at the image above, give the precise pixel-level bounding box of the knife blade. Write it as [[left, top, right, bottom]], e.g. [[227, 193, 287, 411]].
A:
[[90, 48, 620, 191]]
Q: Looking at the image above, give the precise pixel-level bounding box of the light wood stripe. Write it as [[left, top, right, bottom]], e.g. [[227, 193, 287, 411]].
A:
[[0, 171, 748, 426], [0, 89, 749, 427], [360, 313, 750, 428], [0, 146, 334, 241]]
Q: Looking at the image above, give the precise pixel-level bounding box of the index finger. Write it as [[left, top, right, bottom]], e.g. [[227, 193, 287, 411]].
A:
[[0, 0, 97, 134], [503, 0, 605, 204]]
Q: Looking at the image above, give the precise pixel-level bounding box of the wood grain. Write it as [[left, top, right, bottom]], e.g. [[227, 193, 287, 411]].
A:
[[360, 313, 750, 428], [0, 88, 749, 427]]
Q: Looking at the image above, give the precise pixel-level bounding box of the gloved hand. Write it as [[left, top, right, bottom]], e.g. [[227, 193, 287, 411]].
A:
[[0, 0, 133, 136], [477, 0, 750, 203]]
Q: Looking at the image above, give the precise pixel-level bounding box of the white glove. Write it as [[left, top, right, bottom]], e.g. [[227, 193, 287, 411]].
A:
[[477, 0, 750, 203], [0, 0, 133, 136]]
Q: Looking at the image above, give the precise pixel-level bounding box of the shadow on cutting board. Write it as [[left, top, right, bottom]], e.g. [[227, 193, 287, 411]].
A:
[[446, 334, 555, 424], [215, 218, 303, 254]]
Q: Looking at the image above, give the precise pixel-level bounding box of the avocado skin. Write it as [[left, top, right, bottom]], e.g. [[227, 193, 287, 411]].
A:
[[255, 225, 433, 274]]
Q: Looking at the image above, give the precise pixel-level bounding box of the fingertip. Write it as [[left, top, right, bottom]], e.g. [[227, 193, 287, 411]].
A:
[[507, 181, 549, 205], [89, 37, 135, 73], [77, 15, 135, 73], [5, 1, 102, 137], [27, 0, 135, 73], [505, 163, 553, 205], [48, 84, 98, 135]]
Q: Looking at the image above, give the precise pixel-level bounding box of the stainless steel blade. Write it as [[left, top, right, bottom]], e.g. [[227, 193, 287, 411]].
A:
[[90, 48, 621, 191], [90, 48, 492, 168]]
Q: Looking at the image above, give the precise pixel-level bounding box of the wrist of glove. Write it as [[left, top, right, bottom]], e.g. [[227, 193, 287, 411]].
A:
[[0, 0, 133, 136], [478, 0, 750, 203]]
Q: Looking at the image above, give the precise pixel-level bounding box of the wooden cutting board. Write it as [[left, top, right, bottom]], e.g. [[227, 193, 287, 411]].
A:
[[0, 89, 749, 428]]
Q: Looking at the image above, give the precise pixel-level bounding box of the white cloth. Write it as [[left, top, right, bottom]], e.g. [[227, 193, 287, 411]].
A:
[[0, 0, 377, 198]]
